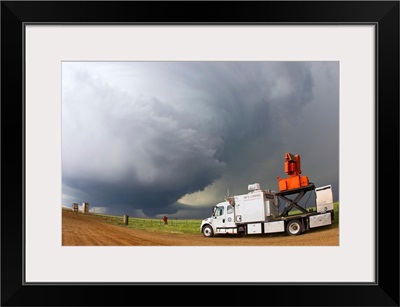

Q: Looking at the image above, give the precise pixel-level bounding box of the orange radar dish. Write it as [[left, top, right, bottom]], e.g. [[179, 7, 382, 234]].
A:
[[284, 152, 302, 176], [277, 152, 309, 191]]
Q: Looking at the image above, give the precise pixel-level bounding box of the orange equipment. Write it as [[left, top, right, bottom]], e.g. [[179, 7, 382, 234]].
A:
[[277, 152, 310, 191]]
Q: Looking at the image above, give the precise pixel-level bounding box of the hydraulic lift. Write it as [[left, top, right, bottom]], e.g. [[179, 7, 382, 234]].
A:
[[276, 184, 316, 217]]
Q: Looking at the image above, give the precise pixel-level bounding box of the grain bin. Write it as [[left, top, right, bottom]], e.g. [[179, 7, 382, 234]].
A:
[[82, 202, 89, 214], [72, 203, 79, 212]]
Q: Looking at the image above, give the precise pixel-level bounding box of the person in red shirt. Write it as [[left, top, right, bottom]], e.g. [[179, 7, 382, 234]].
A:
[[163, 216, 168, 225]]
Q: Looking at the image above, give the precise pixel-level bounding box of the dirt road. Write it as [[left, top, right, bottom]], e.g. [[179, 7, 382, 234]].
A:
[[62, 209, 339, 246]]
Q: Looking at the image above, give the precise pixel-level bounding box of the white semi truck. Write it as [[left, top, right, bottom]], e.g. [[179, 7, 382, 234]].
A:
[[200, 183, 334, 237]]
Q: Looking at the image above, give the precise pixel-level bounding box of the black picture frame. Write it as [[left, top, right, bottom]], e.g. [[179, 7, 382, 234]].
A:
[[1, 1, 399, 306]]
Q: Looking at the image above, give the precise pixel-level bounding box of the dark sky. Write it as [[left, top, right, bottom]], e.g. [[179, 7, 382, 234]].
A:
[[62, 61, 339, 218]]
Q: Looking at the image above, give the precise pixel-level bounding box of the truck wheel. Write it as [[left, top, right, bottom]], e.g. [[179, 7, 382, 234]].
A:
[[202, 225, 214, 237], [286, 220, 302, 236]]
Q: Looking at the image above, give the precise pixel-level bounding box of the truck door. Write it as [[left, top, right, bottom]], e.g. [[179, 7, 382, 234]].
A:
[[225, 204, 236, 228], [213, 203, 236, 234], [213, 205, 226, 230]]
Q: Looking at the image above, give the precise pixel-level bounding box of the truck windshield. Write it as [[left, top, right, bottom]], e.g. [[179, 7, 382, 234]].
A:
[[215, 206, 224, 216]]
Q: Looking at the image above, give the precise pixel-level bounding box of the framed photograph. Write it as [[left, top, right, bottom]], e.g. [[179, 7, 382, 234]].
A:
[[2, 1, 399, 306]]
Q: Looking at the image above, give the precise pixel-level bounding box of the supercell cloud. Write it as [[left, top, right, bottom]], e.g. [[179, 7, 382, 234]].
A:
[[62, 61, 339, 218]]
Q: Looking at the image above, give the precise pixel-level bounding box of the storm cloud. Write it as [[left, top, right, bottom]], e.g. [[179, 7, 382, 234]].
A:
[[62, 61, 339, 218]]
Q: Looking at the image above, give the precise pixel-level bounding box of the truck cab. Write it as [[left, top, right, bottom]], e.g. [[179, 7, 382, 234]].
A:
[[200, 201, 240, 237]]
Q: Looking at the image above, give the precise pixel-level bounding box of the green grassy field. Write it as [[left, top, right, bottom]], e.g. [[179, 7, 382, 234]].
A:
[[91, 202, 339, 235], [95, 213, 202, 234]]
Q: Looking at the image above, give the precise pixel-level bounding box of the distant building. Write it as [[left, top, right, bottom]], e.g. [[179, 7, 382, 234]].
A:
[[82, 202, 89, 214]]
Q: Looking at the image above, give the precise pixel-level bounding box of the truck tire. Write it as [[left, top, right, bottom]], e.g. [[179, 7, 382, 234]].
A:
[[202, 225, 214, 237], [286, 220, 302, 236]]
